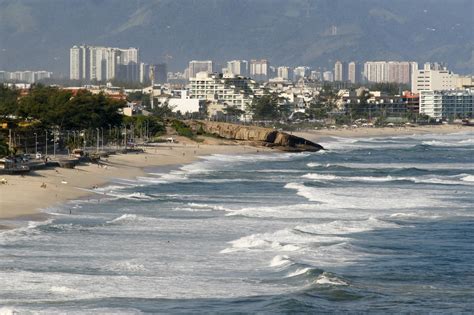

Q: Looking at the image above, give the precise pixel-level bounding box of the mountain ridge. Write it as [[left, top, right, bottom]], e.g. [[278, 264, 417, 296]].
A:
[[0, 0, 472, 75]]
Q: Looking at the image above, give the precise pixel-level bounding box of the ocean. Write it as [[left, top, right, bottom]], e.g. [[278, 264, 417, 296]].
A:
[[1, 131, 473, 314]]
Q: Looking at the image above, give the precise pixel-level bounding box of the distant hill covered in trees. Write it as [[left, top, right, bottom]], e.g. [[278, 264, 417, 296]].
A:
[[0, 0, 472, 75]]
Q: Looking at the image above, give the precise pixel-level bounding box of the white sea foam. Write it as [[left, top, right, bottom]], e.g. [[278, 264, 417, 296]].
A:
[[49, 286, 79, 295], [0, 219, 53, 245], [325, 162, 474, 170], [220, 228, 344, 254], [390, 212, 441, 219], [108, 261, 147, 273], [321, 137, 415, 151], [110, 192, 155, 200], [269, 255, 292, 267], [295, 217, 400, 235], [284, 182, 443, 210], [302, 173, 472, 185], [314, 272, 348, 286], [0, 307, 19, 315], [302, 173, 338, 180], [226, 203, 322, 219], [107, 214, 139, 224], [461, 175, 474, 182], [187, 203, 230, 211], [422, 139, 474, 147], [286, 267, 311, 278]]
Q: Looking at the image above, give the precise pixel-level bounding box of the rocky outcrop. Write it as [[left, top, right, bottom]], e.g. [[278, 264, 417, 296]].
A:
[[189, 121, 324, 152]]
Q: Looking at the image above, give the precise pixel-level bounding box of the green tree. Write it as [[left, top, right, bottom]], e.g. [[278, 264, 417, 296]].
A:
[[248, 94, 280, 121], [0, 134, 9, 157], [127, 91, 151, 108], [0, 85, 19, 118], [17, 86, 125, 130], [307, 86, 338, 119]]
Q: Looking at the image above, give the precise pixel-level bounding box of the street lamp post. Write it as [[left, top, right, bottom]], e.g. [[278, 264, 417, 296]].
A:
[[53, 131, 57, 157], [83, 131, 86, 152], [101, 127, 104, 151], [96, 128, 100, 153], [34, 133, 37, 155], [45, 130, 48, 156]]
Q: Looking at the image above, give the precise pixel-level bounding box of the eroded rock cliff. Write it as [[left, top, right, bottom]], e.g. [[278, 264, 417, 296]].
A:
[[188, 121, 324, 152]]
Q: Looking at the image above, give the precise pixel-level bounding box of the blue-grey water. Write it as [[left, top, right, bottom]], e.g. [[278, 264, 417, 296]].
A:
[[1, 132, 473, 314]]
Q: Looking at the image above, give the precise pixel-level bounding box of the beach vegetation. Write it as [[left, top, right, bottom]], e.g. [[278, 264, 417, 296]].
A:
[[0, 134, 9, 157], [171, 120, 195, 139], [123, 115, 166, 137]]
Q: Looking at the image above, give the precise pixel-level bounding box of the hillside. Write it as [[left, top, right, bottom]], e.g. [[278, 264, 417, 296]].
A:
[[0, 0, 472, 75]]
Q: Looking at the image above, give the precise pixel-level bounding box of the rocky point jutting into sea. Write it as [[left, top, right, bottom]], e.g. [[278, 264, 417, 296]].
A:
[[188, 120, 325, 152]]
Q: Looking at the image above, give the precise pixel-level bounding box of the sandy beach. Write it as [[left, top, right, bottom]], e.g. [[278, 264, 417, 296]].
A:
[[0, 141, 259, 225], [0, 124, 471, 226]]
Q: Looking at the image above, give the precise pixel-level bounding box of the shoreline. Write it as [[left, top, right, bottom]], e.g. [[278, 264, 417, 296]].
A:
[[294, 124, 470, 141], [1, 124, 471, 228], [0, 142, 264, 227]]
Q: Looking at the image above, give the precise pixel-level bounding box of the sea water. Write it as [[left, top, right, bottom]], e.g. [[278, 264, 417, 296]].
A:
[[1, 132, 473, 313]]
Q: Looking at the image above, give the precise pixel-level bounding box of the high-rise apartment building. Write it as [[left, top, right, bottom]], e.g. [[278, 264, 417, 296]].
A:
[[364, 61, 388, 83], [323, 71, 334, 82], [293, 66, 310, 81], [188, 60, 213, 79], [70, 45, 90, 81], [387, 61, 411, 85], [0, 70, 52, 83], [154, 63, 168, 84], [140, 63, 150, 84], [277, 66, 291, 80], [334, 61, 347, 82], [70, 45, 139, 82], [363, 61, 417, 85], [226, 60, 249, 77], [69, 45, 140, 82], [348, 61, 361, 84], [249, 59, 269, 81]]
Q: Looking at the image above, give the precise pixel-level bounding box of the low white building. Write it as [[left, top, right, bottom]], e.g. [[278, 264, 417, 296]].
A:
[[168, 90, 203, 114]]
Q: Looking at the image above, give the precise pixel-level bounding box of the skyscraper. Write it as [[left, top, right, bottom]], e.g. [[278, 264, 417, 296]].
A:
[[293, 66, 310, 81], [70, 45, 90, 81], [188, 60, 213, 79], [226, 60, 249, 76], [249, 59, 269, 81], [277, 66, 291, 80], [70, 45, 139, 82], [323, 71, 334, 82], [348, 61, 361, 84], [334, 61, 347, 82], [154, 63, 168, 84], [363, 61, 416, 85], [363, 61, 388, 83]]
